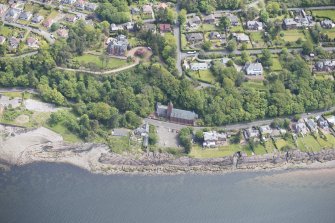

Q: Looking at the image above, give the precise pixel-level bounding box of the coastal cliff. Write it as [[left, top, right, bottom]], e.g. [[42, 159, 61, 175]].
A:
[[1, 126, 335, 174]]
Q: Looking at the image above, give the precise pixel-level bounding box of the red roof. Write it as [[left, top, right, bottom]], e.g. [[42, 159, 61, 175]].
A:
[[159, 23, 171, 32]]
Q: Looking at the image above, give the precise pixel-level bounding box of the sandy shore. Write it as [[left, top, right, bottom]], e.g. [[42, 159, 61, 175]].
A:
[[1, 126, 335, 175]]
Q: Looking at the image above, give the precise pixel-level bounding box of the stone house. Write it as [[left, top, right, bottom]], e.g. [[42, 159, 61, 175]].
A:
[[247, 21, 263, 30], [107, 35, 128, 56], [203, 131, 227, 148], [156, 102, 198, 125], [203, 14, 215, 24]]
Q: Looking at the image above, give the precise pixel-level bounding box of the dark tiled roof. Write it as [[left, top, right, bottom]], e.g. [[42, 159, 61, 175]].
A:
[[171, 108, 198, 121]]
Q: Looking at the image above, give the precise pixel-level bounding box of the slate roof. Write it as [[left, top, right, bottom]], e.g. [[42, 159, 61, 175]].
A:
[[170, 108, 198, 121]]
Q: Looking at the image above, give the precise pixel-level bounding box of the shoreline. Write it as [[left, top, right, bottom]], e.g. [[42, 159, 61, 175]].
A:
[[1, 126, 335, 176]]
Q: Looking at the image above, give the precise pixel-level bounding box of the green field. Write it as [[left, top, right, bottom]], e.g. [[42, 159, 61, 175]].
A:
[[249, 32, 267, 48], [274, 138, 295, 151], [190, 144, 252, 158], [271, 56, 283, 71], [281, 30, 306, 42], [321, 28, 335, 39], [313, 10, 335, 21], [241, 80, 267, 91], [73, 54, 129, 70], [189, 70, 216, 83]]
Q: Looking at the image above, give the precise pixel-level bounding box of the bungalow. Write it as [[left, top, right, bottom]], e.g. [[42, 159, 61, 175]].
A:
[[5, 8, 21, 21], [187, 16, 201, 27], [190, 62, 208, 71], [315, 60, 335, 72], [62, 0, 77, 4], [259, 125, 272, 139], [124, 22, 134, 31], [321, 19, 334, 29], [107, 34, 128, 56], [203, 14, 215, 24], [244, 62, 263, 76], [85, 2, 97, 11], [233, 33, 250, 42], [247, 21, 263, 30], [156, 102, 198, 125], [293, 122, 309, 135], [110, 23, 123, 32], [142, 5, 153, 15], [31, 15, 44, 23], [26, 37, 39, 48], [209, 31, 221, 39], [0, 36, 6, 45], [317, 116, 328, 129], [305, 118, 317, 132], [9, 37, 19, 49], [65, 15, 78, 23], [19, 11, 32, 21], [131, 7, 140, 14], [227, 14, 239, 26], [159, 23, 171, 33], [185, 32, 204, 43], [243, 127, 260, 140], [57, 29, 68, 38], [0, 4, 8, 15], [43, 18, 53, 28], [203, 131, 227, 148]]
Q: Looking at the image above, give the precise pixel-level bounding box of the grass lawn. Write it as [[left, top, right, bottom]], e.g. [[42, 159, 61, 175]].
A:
[[0, 25, 25, 37], [199, 24, 219, 32], [271, 56, 282, 71], [189, 70, 216, 83], [249, 32, 267, 48], [312, 10, 335, 21], [73, 54, 129, 70], [321, 28, 335, 39], [253, 144, 267, 155], [264, 140, 276, 153], [274, 138, 296, 151], [241, 80, 267, 91], [296, 135, 322, 152], [1, 91, 33, 99], [46, 123, 82, 143], [230, 25, 244, 32], [281, 30, 306, 42], [190, 144, 251, 158], [181, 34, 193, 50]]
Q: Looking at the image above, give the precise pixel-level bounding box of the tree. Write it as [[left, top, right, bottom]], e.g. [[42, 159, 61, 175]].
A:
[[260, 10, 269, 23], [179, 127, 193, 153], [219, 16, 231, 34], [202, 41, 212, 50], [50, 23, 60, 32], [302, 40, 314, 55], [178, 9, 187, 25], [261, 49, 273, 67], [227, 39, 237, 52]]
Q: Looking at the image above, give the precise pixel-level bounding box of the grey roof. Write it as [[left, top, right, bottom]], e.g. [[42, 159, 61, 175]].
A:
[[185, 32, 203, 41], [227, 14, 238, 23], [112, 128, 130, 137], [283, 18, 297, 26], [188, 16, 201, 24], [170, 108, 198, 121], [203, 14, 215, 21]]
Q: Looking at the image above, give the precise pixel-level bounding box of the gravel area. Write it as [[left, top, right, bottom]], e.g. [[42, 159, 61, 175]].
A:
[[24, 99, 60, 112]]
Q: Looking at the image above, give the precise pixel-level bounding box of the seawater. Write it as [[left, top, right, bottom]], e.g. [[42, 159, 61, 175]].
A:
[[0, 163, 335, 223]]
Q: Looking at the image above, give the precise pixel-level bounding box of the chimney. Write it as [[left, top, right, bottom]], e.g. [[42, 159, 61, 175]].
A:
[[167, 101, 173, 118]]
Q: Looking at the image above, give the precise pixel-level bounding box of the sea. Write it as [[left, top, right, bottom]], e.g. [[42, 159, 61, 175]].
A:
[[0, 162, 335, 223]]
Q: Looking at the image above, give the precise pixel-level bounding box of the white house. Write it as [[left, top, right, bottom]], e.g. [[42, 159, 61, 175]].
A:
[[244, 62, 263, 76], [247, 21, 263, 30], [190, 62, 208, 71], [203, 131, 227, 148]]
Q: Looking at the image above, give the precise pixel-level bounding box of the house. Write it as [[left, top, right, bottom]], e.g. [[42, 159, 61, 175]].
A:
[[0, 4, 8, 15], [26, 37, 39, 48], [203, 131, 227, 148], [187, 16, 201, 27], [259, 125, 272, 139], [203, 14, 215, 24], [9, 37, 19, 49], [159, 23, 171, 33], [5, 8, 21, 21], [190, 62, 209, 71], [142, 23, 156, 32], [221, 58, 230, 64], [0, 36, 6, 45], [283, 18, 297, 29], [131, 7, 140, 15], [112, 128, 130, 137], [315, 60, 335, 72], [43, 18, 53, 28], [142, 5, 153, 14], [65, 15, 78, 23], [31, 15, 44, 23], [227, 14, 239, 26], [62, 0, 77, 4], [243, 127, 260, 140], [57, 29, 68, 38], [107, 35, 128, 56], [185, 32, 203, 43], [134, 123, 149, 137], [244, 62, 263, 76], [124, 22, 134, 31], [305, 118, 318, 132], [110, 23, 123, 32], [247, 21, 263, 30], [321, 19, 334, 29], [156, 102, 198, 125], [317, 116, 328, 129], [19, 11, 32, 20], [233, 33, 250, 42], [209, 31, 220, 39], [85, 2, 97, 11], [75, 0, 85, 9], [325, 116, 335, 127], [157, 2, 168, 10], [293, 122, 309, 135]]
